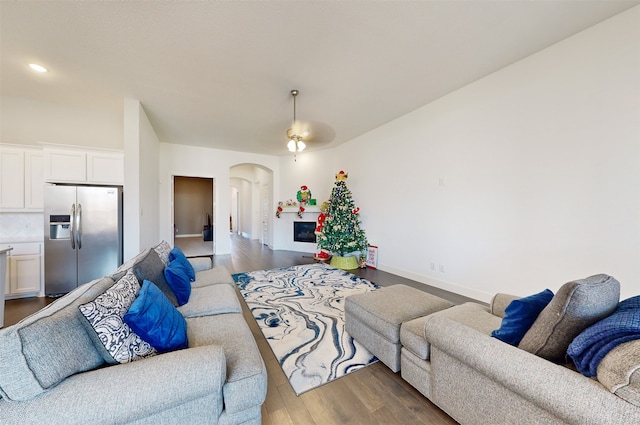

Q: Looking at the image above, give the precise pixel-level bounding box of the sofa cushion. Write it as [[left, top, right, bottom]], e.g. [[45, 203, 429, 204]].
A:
[[124, 280, 188, 353], [133, 248, 179, 306], [597, 339, 640, 407], [400, 316, 431, 359], [78, 269, 157, 364], [519, 274, 620, 363], [0, 277, 113, 401], [177, 283, 242, 318], [187, 313, 267, 414], [154, 240, 172, 266], [430, 302, 503, 335], [164, 259, 193, 306], [491, 289, 554, 346], [489, 293, 520, 318], [193, 265, 235, 288], [189, 256, 213, 273], [169, 247, 196, 282]]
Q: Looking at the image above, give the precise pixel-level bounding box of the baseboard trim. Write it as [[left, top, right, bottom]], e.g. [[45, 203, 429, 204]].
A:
[[377, 264, 493, 303]]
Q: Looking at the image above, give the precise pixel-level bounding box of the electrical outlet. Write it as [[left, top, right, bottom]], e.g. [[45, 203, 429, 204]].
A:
[[439, 264, 445, 273], [430, 262, 436, 271]]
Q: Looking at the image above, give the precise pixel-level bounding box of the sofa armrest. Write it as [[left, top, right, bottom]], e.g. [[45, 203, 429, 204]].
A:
[[424, 315, 640, 424], [189, 256, 213, 272], [489, 293, 519, 318], [0, 345, 226, 425]]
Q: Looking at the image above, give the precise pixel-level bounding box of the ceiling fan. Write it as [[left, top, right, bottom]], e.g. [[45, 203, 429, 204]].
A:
[[286, 89, 310, 158]]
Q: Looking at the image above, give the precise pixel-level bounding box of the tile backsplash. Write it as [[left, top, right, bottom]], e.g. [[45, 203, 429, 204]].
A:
[[0, 213, 44, 240]]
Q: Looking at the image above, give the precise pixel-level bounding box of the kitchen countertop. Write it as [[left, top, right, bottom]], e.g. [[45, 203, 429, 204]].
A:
[[0, 237, 44, 244]]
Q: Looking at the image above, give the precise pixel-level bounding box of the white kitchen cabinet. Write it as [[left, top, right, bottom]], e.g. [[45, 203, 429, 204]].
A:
[[1, 242, 43, 299], [0, 145, 44, 211], [9, 255, 41, 295], [0, 148, 25, 209], [25, 151, 44, 209], [87, 151, 124, 184], [44, 146, 123, 185], [44, 149, 87, 183]]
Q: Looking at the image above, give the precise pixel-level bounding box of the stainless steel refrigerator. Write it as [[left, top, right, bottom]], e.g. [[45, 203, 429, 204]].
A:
[[44, 185, 123, 295]]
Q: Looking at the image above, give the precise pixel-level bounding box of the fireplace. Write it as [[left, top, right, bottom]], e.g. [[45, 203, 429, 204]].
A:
[[293, 221, 317, 243]]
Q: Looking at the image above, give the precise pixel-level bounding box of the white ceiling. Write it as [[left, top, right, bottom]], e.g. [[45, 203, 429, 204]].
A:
[[1, 1, 638, 155]]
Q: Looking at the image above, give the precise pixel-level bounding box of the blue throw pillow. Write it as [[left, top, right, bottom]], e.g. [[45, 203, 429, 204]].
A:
[[169, 247, 196, 282], [492, 289, 554, 346], [123, 280, 188, 353], [164, 259, 192, 306]]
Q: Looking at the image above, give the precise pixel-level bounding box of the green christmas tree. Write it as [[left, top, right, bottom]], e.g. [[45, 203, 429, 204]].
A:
[[317, 171, 368, 256]]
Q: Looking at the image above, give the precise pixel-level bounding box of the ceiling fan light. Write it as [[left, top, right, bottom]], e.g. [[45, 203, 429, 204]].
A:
[[29, 63, 47, 73], [297, 141, 306, 151], [288, 139, 297, 152]]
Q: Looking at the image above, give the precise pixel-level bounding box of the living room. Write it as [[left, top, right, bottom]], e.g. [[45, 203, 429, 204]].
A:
[[4, 2, 637, 301], [1, 2, 639, 424]]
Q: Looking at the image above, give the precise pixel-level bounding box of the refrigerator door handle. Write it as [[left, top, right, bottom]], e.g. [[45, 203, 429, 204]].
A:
[[77, 203, 82, 250], [70, 204, 76, 249]]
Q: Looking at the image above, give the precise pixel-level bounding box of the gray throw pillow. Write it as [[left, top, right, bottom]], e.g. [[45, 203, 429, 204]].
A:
[[133, 248, 179, 306], [518, 274, 620, 363]]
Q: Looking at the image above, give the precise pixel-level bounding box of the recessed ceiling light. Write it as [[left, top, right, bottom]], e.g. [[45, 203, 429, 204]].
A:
[[29, 64, 48, 73]]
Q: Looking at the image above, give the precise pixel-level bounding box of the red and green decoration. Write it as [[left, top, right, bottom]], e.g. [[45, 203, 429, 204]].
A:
[[317, 171, 368, 257]]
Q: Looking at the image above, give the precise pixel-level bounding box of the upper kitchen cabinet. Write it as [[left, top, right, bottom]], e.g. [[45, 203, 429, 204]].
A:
[[43, 145, 124, 185], [0, 145, 44, 211]]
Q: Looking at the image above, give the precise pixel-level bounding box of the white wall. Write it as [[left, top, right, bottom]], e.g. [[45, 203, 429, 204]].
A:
[[278, 150, 337, 206], [325, 7, 639, 301], [0, 96, 122, 149], [123, 99, 160, 260], [158, 144, 280, 255], [230, 177, 252, 238]]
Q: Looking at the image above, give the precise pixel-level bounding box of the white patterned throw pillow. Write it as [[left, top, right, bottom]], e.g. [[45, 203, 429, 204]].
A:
[[154, 240, 172, 266], [78, 269, 157, 364]]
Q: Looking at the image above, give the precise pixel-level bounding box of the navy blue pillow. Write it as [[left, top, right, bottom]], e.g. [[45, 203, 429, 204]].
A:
[[492, 289, 554, 346], [123, 280, 188, 353], [164, 259, 192, 306], [169, 247, 196, 282]]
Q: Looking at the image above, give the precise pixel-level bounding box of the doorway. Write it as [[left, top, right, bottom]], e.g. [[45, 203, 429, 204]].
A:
[[173, 176, 214, 257]]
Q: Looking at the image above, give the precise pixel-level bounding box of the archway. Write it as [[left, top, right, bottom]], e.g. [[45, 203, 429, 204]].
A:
[[229, 163, 274, 247]]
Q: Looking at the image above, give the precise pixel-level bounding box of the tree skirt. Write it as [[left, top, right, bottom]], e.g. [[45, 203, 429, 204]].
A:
[[233, 263, 379, 395]]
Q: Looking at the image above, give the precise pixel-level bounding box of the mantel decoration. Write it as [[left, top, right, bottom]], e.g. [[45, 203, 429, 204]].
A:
[[275, 187, 313, 219], [316, 171, 368, 270], [296, 185, 312, 204]]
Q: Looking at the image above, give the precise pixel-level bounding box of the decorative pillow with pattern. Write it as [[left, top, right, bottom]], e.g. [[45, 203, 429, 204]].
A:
[[154, 240, 172, 266], [78, 269, 157, 364]]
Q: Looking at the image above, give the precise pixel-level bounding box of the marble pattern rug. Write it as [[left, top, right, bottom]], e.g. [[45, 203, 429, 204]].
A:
[[233, 263, 379, 395]]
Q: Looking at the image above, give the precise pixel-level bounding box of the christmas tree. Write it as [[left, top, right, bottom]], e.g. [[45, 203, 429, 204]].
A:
[[317, 171, 368, 257]]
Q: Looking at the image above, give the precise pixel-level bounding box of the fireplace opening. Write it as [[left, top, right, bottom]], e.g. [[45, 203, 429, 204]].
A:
[[293, 221, 317, 243]]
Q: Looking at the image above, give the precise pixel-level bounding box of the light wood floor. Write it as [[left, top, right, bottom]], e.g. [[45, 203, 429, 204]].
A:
[[4, 234, 466, 424]]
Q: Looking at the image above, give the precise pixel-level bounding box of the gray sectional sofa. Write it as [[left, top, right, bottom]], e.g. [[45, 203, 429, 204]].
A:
[[0, 243, 266, 425], [399, 279, 640, 424], [346, 275, 640, 424]]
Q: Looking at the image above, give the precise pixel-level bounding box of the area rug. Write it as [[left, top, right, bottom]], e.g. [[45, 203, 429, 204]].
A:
[[233, 263, 379, 395]]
